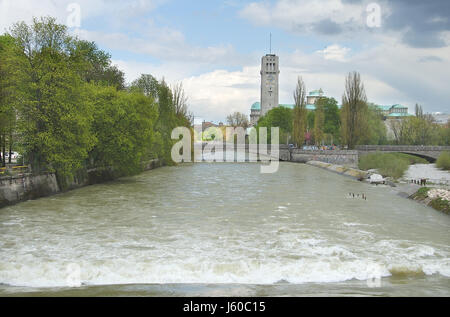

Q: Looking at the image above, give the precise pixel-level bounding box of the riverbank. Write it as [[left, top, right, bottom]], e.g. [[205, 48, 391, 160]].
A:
[[307, 160, 450, 215], [410, 187, 450, 214], [306, 160, 369, 181], [0, 159, 162, 209]]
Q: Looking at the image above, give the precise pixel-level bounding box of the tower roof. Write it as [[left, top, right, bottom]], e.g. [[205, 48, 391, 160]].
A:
[[308, 89, 324, 97], [251, 102, 261, 110]]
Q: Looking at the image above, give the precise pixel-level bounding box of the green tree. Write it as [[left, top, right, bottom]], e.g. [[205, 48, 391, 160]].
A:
[[71, 40, 126, 90], [130, 74, 159, 99], [156, 79, 177, 163], [130, 75, 192, 160], [3, 16, 193, 184], [0, 35, 18, 166], [361, 104, 387, 145], [9, 17, 96, 178], [321, 97, 341, 145], [256, 106, 292, 144], [227, 112, 249, 129], [292, 76, 307, 147], [89, 85, 159, 175], [341, 71, 368, 149], [307, 111, 315, 132], [314, 101, 325, 146]]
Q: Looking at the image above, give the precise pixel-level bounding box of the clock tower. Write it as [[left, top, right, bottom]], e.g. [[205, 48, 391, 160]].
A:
[[260, 54, 279, 116]]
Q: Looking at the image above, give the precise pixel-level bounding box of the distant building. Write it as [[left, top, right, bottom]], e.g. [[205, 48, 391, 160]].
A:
[[248, 53, 415, 127], [202, 121, 218, 131], [250, 102, 261, 126], [306, 89, 325, 107], [432, 113, 450, 125], [375, 104, 410, 119], [250, 89, 327, 126], [260, 54, 280, 117]]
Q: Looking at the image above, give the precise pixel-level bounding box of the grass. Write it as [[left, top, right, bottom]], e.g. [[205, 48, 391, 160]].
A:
[[436, 151, 450, 171], [359, 152, 428, 179], [430, 198, 450, 214], [411, 187, 450, 214], [414, 187, 431, 199]]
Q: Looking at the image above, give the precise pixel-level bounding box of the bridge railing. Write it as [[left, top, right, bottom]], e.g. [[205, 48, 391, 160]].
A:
[[356, 145, 450, 151]]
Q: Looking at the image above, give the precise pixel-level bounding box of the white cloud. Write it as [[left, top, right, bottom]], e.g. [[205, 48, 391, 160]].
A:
[[281, 37, 450, 112], [0, 0, 165, 32], [111, 59, 196, 83], [316, 44, 351, 62], [76, 28, 238, 65], [239, 0, 366, 33], [183, 67, 260, 122], [112, 60, 260, 122]]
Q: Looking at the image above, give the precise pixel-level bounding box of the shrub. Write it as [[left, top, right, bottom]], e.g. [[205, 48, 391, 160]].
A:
[[430, 198, 450, 214], [359, 152, 427, 179], [414, 187, 430, 199], [436, 151, 450, 171]]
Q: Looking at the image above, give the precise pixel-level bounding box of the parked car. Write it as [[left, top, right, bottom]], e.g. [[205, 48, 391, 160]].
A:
[[4, 152, 19, 159]]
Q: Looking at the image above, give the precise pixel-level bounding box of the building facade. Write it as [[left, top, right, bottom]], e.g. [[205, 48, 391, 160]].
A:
[[377, 104, 409, 119], [260, 54, 280, 117], [250, 88, 327, 126], [306, 89, 324, 106]]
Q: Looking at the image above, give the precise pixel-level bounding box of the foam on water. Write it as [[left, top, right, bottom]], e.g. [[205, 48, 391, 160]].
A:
[[1, 234, 449, 288]]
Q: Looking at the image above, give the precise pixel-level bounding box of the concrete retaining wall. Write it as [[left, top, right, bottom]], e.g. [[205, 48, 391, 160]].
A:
[[291, 150, 359, 168], [0, 159, 162, 209], [0, 173, 60, 208]]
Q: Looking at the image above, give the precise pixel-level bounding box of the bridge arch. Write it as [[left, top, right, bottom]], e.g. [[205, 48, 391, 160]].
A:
[[356, 145, 450, 163], [394, 152, 436, 163]]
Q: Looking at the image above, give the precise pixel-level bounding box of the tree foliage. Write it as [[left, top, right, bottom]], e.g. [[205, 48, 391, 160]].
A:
[[314, 101, 325, 146], [321, 97, 341, 144], [89, 86, 159, 174], [360, 104, 387, 145], [0, 34, 18, 166], [341, 71, 368, 149], [1, 17, 192, 186], [227, 112, 250, 129], [256, 106, 292, 144], [9, 17, 96, 176], [292, 76, 307, 146]]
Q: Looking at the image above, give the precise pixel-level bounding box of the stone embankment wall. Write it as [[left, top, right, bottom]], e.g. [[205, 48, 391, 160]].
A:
[[0, 159, 161, 209], [291, 150, 359, 168], [0, 173, 60, 208], [306, 160, 369, 180]]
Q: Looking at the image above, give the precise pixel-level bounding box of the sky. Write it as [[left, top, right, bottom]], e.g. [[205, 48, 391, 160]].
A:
[[1, 0, 449, 122]]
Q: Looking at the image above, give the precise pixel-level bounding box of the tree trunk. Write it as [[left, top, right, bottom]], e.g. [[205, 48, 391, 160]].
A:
[[1, 134, 5, 167], [8, 132, 12, 164], [0, 134, 3, 167]]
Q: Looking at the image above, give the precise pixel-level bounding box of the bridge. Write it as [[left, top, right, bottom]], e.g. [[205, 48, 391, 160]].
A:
[[356, 145, 450, 162], [198, 142, 449, 166]]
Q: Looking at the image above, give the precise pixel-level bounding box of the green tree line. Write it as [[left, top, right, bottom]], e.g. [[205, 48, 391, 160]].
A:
[[0, 17, 191, 186], [255, 72, 448, 147]]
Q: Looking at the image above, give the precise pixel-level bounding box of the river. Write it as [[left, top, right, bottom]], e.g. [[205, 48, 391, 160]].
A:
[[0, 162, 449, 296]]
